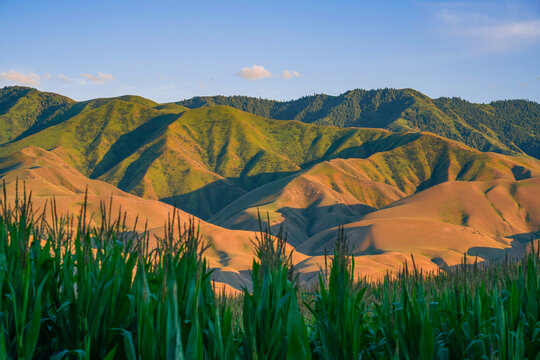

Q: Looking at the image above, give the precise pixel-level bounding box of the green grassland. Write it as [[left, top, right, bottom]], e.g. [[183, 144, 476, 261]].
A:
[[0, 193, 538, 359], [0, 86, 73, 143], [177, 88, 540, 159], [2, 86, 537, 221]]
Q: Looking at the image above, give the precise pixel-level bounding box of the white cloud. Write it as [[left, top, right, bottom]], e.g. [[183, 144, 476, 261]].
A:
[[282, 70, 301, 79], [236, 65, 273, 80], [471, 20, 540, 42], [0, 70, 40, 85], [80, 72, 115, 84], [435, 5, 540, 53], [198, 83, 207, 88]]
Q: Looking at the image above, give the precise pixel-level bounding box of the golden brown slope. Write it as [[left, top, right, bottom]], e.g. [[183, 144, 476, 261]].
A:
[[2, 145, 539, 284], [296, 177, 540, 278], [211, 134, 540, 246], [0, 147, 308, 289]]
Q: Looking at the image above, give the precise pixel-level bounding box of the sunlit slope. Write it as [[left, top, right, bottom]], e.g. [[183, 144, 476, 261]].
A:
[[0, 96, 181, 173], [0, 146, 409, 284], [2, 96, 448, 219], [0, 147, 310, 289], [0, 86, 74, 143], [295, 177, 540, 275], [178, 88, 539, 158], [4, 147, 538, 283], [95, 107, 426, 217], [3, 90, 538, 223], [8, 147, 536, 284], [0, 124, 540, 287], [211, 134, 540, 245]]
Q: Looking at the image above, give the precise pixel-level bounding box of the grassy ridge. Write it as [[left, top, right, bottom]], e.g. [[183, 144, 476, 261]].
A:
[[3, 89, 537, 221], [177, 88, 540, 159], [0, 86, 73, 143], [0, 190, 539, 359]]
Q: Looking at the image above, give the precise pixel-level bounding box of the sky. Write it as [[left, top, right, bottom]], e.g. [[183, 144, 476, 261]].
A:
[[1, 0, 540, 103]]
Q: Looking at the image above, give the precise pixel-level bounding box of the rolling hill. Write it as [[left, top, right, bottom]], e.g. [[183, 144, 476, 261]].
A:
[[293, 176, 540, 282], [0, 86, 74, 143], [177, 88, 540, 159], [0, 146, 309, 289], [2, 89, 468, 219], [210, 138, 540, 246], [1, 86, 539, 284]]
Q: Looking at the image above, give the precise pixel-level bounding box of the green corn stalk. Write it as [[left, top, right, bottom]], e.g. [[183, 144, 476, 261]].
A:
[[241, 213, 310, 360], [0, 182, 538, 359], [307, 227, 375, 359]]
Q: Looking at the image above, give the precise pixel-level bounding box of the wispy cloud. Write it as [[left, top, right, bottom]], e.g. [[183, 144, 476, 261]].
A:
[[0, 70, 40, 85], [80, 72, 115, 84], [236, 65, 273, 80], [282, 70, 301, 79], [457, 19, 540, 42], [433, 4, 540, 53]]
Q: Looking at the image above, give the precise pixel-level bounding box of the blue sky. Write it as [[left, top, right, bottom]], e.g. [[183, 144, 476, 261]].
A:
[[1, 0, 539, 103]]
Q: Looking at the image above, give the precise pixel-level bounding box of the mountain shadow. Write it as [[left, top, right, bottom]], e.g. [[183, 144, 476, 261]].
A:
[[160, 170, 301, 220], [467, 231, 540, 261], [91, 113, 180, 178]]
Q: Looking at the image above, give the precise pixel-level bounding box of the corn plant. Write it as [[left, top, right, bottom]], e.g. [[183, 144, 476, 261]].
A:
[[0, 182, 539, 359], [307, 227, 376, 359], [240, 214, 310, 359]]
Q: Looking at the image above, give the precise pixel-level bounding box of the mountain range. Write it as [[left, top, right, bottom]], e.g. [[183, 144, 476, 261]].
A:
[[1, 85, 539, 287], [178, 88, 540, 159]]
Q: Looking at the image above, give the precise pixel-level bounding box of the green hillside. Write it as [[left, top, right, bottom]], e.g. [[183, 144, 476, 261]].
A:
[[434, 97, 540, 158], [1, 86, 539, 220], [0, 94, 420, 218], [0, 86, 74, 143], [177, 88, 539, 159], [177, 88, 423, 128]]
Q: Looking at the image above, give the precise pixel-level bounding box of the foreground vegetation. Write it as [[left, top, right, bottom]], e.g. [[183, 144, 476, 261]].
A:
[[0, 189, 539, 359]]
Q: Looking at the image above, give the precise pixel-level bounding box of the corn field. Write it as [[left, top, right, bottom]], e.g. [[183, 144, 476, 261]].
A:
[[0, 187, 539, 359]]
